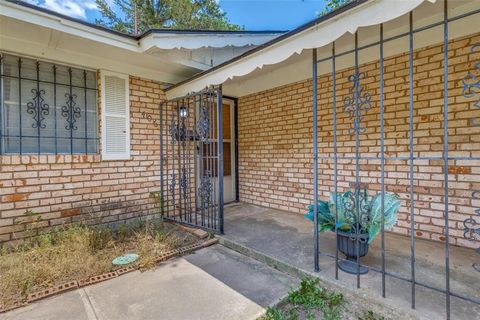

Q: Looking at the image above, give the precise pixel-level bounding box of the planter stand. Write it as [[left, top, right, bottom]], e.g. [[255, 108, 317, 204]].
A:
[[336, 231, 369, 275], [338, 257, 369, 275]]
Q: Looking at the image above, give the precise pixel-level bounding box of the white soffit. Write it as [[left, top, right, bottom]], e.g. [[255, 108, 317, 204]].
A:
[[166, 0, 437, 98]]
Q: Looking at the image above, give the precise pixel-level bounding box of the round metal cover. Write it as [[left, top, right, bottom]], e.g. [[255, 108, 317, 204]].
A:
[[112, 253, 139, 266]]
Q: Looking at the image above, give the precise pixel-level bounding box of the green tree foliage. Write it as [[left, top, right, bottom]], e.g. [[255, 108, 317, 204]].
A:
[[95, 0, 242, 34], [322, 0, 353, 15]]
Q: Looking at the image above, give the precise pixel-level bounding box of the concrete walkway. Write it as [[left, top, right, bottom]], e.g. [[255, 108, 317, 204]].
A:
[[222, 202, 480, 320], [1, 246, 298, 320]]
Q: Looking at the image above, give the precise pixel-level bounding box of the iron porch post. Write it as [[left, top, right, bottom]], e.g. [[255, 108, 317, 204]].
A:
[[313, 48, 319, 272], [160, 101, 164, 218], [442, 0, 451, 318], [408, 11, 417, 309], [217, 86, 224, 234]]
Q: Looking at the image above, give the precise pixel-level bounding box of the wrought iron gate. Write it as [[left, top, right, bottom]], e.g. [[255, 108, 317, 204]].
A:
[[160, 86, 224, 233], [311, 1, 479, 319]]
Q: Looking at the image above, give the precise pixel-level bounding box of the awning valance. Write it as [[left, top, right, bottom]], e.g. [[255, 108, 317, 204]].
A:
[[166, 0, 436, 98]]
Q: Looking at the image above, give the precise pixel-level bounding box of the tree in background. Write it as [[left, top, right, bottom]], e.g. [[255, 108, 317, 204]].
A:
[[321, 0, 352, 15], [95, 0, 242, 35]]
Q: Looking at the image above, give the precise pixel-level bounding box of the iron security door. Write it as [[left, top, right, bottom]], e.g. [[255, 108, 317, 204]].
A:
[[160, 87, 224, 233]]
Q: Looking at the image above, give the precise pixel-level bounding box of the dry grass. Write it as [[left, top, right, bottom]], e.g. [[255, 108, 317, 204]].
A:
[[0, 220, 198, 308]]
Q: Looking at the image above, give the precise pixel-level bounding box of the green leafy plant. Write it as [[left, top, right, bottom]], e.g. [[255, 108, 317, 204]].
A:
[[357, 310, 385, 320], [261, 278, 344, 320], [263, 307, 298, 320], [288, 278, 344, 317], [149, 191, 166, 218], [15, 210, 43, 226], [149, 191, 163, 203], [305, 189, 400, 243], [321, 0, 354, 16], [95, 0, 242, 35], [12, 210, 44, 240]]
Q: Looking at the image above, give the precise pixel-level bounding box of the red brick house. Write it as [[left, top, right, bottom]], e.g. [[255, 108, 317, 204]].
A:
[[0, 0, 283, 241], [1, 0, 479, 317], [165, 0, 480, 251], [1, 0, 479, 264], [0, 0, 478, 259]]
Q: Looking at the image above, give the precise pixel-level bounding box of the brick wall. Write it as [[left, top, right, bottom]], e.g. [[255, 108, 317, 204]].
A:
[[0, 75, 164, 242], [237, 33, 480, 248]]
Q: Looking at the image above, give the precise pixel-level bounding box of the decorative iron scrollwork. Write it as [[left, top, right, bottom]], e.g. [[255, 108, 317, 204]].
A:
[[342, 187, 370, 242], [462, 43, 480, 111], [463, 191, 480, 272], [169, 111, 177, 144], [61, 93, 81, 130], [462, 43, 480, 127], [343, 72, 372, 134], [169, 108, 197, 142], [197, 104, 210, 142], [198, 171, 213, 209], [26, 88, 49, 129], [462, 42, 480, 272], [169, 172, 176, 201], [179, 168, 188, 198]]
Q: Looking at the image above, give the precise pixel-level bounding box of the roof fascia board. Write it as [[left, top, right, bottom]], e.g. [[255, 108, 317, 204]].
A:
[[142, 29, 286, 36], [1, 1, 140, 51], [3, 1, 286, 44]]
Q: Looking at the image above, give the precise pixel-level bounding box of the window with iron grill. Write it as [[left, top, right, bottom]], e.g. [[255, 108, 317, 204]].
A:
[[0, 53, 98, 155]]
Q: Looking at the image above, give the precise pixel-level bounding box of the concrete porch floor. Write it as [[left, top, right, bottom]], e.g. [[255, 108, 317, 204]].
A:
[[223, 202, 480, 320]]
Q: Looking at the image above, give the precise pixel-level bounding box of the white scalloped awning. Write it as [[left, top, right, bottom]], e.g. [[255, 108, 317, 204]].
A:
[[139, 32, 284, 50], [166, 0, 437, 98]]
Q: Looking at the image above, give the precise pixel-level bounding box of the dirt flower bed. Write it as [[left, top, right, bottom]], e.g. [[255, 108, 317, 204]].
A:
[[0, 220, 198, 309], [261, 278, 387, 320]]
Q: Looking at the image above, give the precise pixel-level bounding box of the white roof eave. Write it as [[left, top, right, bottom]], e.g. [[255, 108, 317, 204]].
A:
[[0, 0, 140, 51], [166, 0, 437, 99], [1, 1, 282, 54]]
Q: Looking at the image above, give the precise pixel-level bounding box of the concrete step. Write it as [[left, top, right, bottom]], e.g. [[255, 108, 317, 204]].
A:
[[216, 235, 418, 320]]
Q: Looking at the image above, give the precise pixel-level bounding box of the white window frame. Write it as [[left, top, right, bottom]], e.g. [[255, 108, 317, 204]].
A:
[[100, 70, 130, 160]]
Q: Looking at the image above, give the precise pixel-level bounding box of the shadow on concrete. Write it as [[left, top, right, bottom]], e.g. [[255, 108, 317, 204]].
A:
[[185, 245, 299, 308]]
